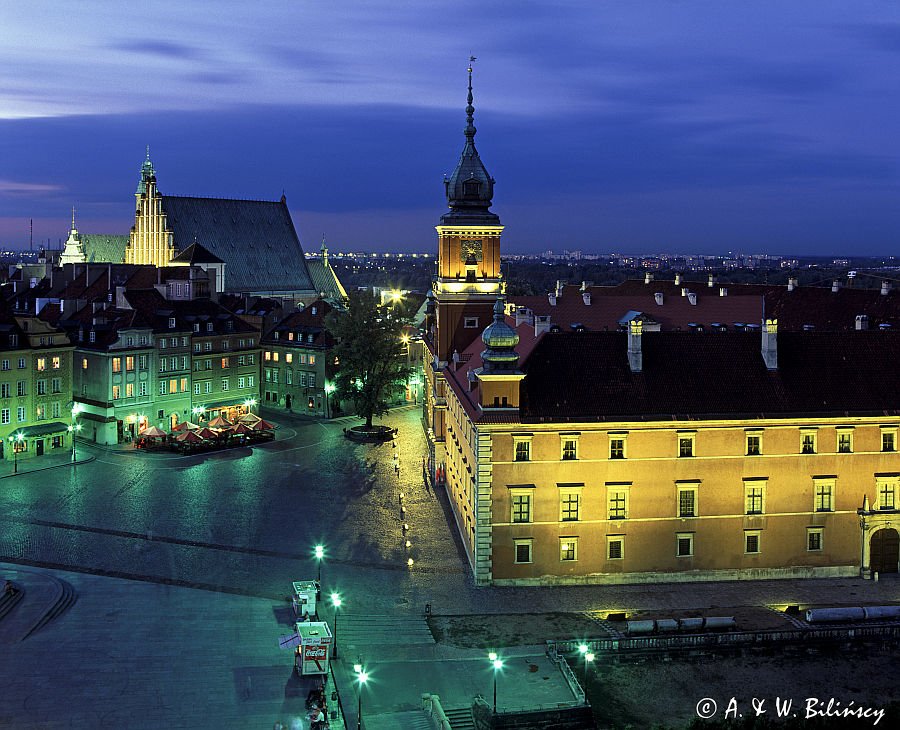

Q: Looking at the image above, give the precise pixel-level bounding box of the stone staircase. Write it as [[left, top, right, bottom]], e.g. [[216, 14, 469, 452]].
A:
[[23, 574, 77, 639], [443, 706, 475, 730], [0, 569, 77, 643], [0, 583, 24, 622]]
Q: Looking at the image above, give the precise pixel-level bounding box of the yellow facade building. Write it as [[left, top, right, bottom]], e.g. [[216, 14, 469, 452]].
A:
[[424, 73, 900, 588]]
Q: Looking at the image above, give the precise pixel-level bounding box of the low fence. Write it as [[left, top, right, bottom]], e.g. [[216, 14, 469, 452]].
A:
[[421, 694, 453, 730], [549, 623, 900, 657]]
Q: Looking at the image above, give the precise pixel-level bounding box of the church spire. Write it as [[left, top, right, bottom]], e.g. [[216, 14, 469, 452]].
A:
[[321, 233, 329, 268], [71, 205, 76, 232], [137, 146, 156, 195]]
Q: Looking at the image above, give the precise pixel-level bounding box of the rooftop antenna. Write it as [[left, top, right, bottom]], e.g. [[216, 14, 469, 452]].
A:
[[29, 218, 33, 250]]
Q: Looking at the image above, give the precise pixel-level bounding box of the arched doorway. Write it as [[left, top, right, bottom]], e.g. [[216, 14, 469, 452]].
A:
[[870, 528, 899, 574]]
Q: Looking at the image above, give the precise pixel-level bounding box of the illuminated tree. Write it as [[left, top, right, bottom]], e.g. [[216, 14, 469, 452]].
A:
[[327, 290, 411, 428]]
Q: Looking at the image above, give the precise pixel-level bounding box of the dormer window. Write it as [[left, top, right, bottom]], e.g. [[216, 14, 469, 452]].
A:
[[193, 323, 200, 333], [463, 179, 481, 197], [206, 322, 213, 332], [274, 332, 280, 341], [168, 317, 176, 329]]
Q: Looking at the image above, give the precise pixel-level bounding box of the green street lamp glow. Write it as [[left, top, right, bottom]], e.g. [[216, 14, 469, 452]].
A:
[[490, 654, 503, 714], [331, 592, 342, 659], [314, 544, 324, 584], [356, 668, 369, 730], [583, 650, 595, 687], [9, 432, 24, 474], [324, 382, 335, 418]]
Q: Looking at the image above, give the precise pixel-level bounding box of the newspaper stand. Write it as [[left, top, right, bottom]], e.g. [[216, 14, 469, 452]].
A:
[[292, 580, 320, 619], [294, 621, 332, 676]]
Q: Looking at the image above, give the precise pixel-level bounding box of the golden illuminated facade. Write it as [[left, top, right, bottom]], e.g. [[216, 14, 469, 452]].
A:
[[422, 74, 900, 586], [126, 149, 176, 267]]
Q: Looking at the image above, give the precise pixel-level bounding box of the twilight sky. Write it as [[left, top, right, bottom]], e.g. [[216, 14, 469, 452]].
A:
[[2, 1, 900, 255]]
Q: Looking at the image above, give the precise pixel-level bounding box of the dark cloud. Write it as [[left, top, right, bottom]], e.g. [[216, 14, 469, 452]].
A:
[[0, 101, 898, 254], [109, 40, 202, 60]]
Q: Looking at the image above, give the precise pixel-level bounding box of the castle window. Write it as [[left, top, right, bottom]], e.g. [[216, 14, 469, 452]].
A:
[[744, 480, 766, 515], [509, 488, 533, 524], [801, 429, 817, 454], [836, 427, 853, 453], [677, 483, 698, 518], [877, 478, 897, 510], [607, 484, 629, 520], [676, 533, 694, 557], [678, 432, 695, 458], [464, 317, 479, 329], [463, 179, 481, 197], [881, 427, 897, 453], [746, 431, 762, 456], [807, 528, 823, 552], [558, 486, 582, 522], [559, 538, 578, 562], [609, 433, 627, 459], [745, 531, 761, 554], [514, 539, 533, 564], [607, 536, 624, 560], [513, 435, 532, 462], [814, 479, 835, 512], [561, 434, 579, 460]]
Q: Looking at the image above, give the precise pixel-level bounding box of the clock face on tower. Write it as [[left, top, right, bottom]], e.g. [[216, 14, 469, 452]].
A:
[[460, 239, 483, 261]]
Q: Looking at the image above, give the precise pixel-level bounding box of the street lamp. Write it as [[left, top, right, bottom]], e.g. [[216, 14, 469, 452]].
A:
[[331, 593, 342, 659], [584, 652, 595, 693], [192, 405, 205, 422], [243, 398, 256, 414], [68, 403, 83, 463], [356, 667, 369, 730], [8, 432, 23, 474], [489, 652, 503, 714], [314, 544, 325, 584], [578, 643, 588, 683], [324, 382, 335, 419]]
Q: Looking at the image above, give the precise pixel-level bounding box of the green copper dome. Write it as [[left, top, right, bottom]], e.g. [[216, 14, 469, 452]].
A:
[[481, 298, 520, 372]]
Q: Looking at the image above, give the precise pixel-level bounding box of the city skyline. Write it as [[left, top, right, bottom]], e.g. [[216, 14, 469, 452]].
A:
[[2, 2, 900, 254]]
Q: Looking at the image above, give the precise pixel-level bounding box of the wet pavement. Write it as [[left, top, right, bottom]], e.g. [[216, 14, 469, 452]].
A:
[[2, 405, 900, 727]]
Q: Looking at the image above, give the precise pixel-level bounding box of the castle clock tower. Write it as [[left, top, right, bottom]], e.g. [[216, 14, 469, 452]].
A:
[[433, 61, 504, 363]]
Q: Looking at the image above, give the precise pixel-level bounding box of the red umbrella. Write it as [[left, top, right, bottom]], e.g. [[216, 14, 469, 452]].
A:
[[231, 422, 253, 435], [175, 430, 203, 443], [238, 412, 261, 424], [196, 427, 219, 440], [251, 419, 276, 431], [207, 415, 232, 428], [172, 421, 199, 432], [141, 425, 167, 438]]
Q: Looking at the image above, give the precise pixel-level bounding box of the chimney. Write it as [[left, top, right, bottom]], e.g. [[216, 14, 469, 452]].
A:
[[534, 315, 552, 336], [881, 281, 892, 296], [582, 291, 592, 305], [548, 292, 557, 306], [627, 319, 643, 373], [555, 280, 563, 297], [708, 274, 716, 288], [719, 287, 728, 297], [855, 315, 869, 331], [644, 272, 653, 284], [515, 306, 531, 327], [681, 287, 689, 297], [832, 280, 841, 293], [580, 281, 587, 292], [674, 273, 682, 286], [687, 292, 698, 306], [654, 292, 664, 306], [787, 277, 798, 291], [761, 319, 777, 370]]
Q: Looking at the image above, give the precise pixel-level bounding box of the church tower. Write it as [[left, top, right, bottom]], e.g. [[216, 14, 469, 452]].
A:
[[125, 148, 176, 266], [433, 61, 504, 363], [59, 207, 86, 266]]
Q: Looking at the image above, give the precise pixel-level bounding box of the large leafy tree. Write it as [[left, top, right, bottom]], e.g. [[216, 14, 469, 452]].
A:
[[327, 289, 411, 428]]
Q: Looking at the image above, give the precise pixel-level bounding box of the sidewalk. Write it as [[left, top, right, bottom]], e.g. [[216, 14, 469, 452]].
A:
[[1, 449, 94, 479]]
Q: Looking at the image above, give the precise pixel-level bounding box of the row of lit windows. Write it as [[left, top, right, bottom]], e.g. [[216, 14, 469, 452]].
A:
[[190, 356, 255, 372], [272, 332, 317, 344], [512, 528, 827, 565], [512, 427, 897, 462], [264, 369, 317, 387], [1, 403, 64, 423], [508, 479, 897, 523], [0, 379, 62, 397], [264, 351, 317, 365], [191, 376, 255, 395]]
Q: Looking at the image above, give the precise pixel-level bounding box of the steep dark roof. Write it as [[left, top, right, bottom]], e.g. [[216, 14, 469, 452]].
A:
[[520, 331, 900, 422], [170, 241, 225, 265], [161, 196, 314, 293], [263, 299, 335, 348], [81, 234, 129, 264]]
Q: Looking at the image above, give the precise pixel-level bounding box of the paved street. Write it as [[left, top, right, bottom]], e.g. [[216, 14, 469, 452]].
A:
[[3, 405, 900, 728]]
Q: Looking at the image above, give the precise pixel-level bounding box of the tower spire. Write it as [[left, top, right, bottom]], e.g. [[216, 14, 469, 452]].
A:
[[71, 206, 76, 231], [465, 56, 476, 142]]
